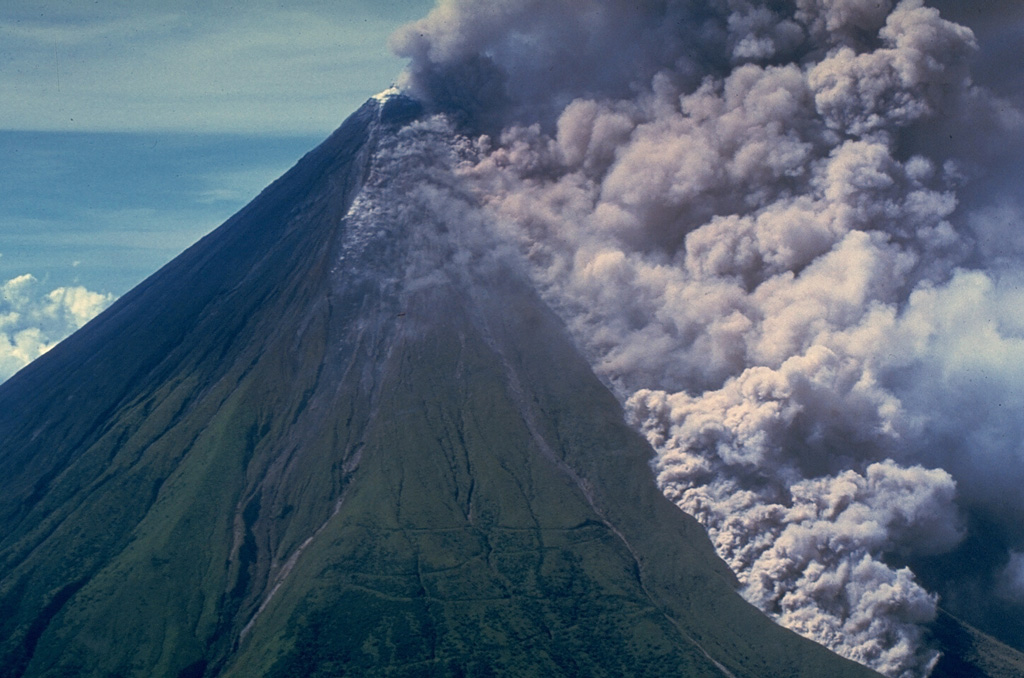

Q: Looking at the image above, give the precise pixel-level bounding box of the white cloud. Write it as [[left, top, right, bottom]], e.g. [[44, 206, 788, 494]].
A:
[[0, 273, 114, 383]]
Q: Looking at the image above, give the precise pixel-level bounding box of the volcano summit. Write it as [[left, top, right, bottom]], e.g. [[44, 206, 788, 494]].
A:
[[0, 93, 885, 677], [4, 1, 1024, 676]]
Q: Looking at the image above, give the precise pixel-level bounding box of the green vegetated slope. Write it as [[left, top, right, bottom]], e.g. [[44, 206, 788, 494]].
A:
[[0, 99, 382, 678], [0, 95, 1004, 677], [216, 268, 878, 678], [929, 611, 1024, 678]]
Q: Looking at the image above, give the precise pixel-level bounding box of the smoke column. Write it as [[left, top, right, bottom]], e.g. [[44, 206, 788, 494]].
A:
[[389, 2, 1024, 676]]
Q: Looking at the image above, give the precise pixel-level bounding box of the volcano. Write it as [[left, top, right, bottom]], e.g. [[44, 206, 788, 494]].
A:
[[0, 95, 1019, 678]]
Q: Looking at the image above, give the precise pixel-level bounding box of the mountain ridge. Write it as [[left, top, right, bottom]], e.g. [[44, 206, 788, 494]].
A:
[[0, 97, 385, 676]]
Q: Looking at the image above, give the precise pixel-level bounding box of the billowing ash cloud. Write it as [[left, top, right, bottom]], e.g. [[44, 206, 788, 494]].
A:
[[0, 273, 114, 383], [390, 2, 1024, 676]]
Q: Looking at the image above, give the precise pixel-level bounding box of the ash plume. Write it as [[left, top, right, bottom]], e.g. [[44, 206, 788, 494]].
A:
[[391, 2, 1024, 676]]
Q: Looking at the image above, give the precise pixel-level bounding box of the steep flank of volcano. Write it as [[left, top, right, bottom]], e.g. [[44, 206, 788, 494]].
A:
[[1, 96, 883, 677]]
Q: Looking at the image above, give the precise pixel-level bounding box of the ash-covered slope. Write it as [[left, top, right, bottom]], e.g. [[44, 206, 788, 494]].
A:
[[0, 96, 884, 678]]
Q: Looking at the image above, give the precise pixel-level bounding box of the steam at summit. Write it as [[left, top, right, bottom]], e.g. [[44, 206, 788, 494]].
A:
[[389, 2, 1024, 677]]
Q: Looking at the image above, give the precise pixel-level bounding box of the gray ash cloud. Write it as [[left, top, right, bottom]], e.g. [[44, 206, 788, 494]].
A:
[[389, 2, 1024, 676]]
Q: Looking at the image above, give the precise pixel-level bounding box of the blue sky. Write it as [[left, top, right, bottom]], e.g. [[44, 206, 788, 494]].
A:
[[0, 0, 433, 379], [2, 0, 432, 133]]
